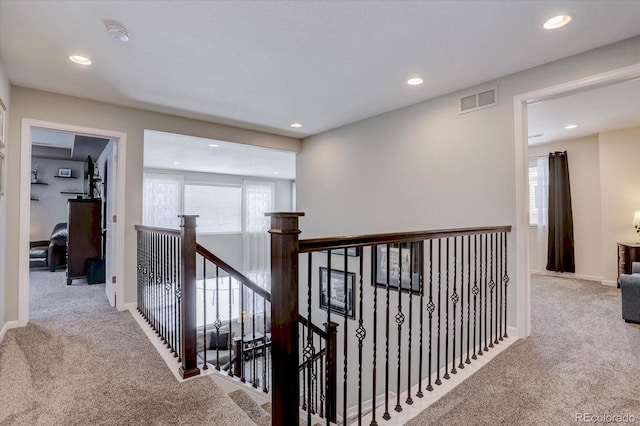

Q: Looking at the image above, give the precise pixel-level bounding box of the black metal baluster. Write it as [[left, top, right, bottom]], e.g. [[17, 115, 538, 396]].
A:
[[489, 234, 497, 348], [416, 240, 425, 398], [320, 338, 325, 420], [483, 233, 489, 353], [444, 238, 451, 380], [262, 296, 268, 392], [426, 240, 435, 391], [503, 232, 509, 339], [465, 235, 471, 365], [162, 234, 167, 345], [173, 236, 179, 358], [176, 235, 182, 363], [357, 248, 366, 424], [406, 243, 414, 405], [302, 323, 307, 413], [252, 290, 257, 388], [202, 257, 207, 370], [459, 236, 465, 370], [383, 244, 391, 421], [498, 233, 503, 342], [472, 235, 478, 360], [435, 239, 442, 386], [325, 251, 332, 426], [343, 249, 349, 424], [305, 252, 314, 422], [227, 275, 233, 377], [214, 266, 221, 370], [395, 245, 404, 413], [371, 246, 379, 426], [451, 237, 458, 375]]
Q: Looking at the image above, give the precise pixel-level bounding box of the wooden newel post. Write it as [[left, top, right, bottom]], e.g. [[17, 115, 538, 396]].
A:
[[325, 321, 338, 423], [179, 214, 200, 379], [267, 212, 304, 426]]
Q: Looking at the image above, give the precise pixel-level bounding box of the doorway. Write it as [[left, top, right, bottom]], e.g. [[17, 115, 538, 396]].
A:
[[513, 63, 640, 340], [18, 119, 127, 325]]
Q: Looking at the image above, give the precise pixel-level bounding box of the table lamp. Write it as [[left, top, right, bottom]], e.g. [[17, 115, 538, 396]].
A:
[[632, 211, 640, 242]]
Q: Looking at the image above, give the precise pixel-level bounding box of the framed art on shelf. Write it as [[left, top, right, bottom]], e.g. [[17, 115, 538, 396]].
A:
[[319, 267, 355, 319], [373, 241, 423, 293], [58, 168, 72, 177]]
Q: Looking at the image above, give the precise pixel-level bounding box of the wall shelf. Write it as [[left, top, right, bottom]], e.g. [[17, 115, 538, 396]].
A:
[[60, 191, 84, 195], [54, 175, 78, 179], [31, 181, 49, 185]]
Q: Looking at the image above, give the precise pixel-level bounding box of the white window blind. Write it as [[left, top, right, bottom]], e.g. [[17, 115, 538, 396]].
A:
[[528, 159, 538, 226], [143, 172, 183, 229], [184, 184, 242, 233]]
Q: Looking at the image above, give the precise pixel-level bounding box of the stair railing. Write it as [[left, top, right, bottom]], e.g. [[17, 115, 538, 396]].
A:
[[267, 212, 511, 425]]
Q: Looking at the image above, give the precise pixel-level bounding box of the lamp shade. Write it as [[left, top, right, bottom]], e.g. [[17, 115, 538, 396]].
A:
[[633, 211, 640, 226]]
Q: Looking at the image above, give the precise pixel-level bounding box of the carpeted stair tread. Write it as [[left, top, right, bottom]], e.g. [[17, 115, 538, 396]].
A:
[[229, 389, 271, 426]]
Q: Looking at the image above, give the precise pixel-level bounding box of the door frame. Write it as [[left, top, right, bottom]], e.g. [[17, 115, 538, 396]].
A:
[[18, 118, 127, 325], [512, 62, 640, 339]]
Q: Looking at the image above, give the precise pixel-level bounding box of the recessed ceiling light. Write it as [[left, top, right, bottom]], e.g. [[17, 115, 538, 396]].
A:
[[208, 144, 219, 148], [69, 55, 92, 65], [273, 171, 280, 175], [544, 15, 572, 30], [407, 77, 424, 86], [173, 161, 181, 165], [564, 124, 578, 129], [290, 123, 302, 128]]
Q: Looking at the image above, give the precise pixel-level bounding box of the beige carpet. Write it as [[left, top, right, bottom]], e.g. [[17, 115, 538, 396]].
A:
[[0, 270, 255, 425], [406, 274, 640, 425]]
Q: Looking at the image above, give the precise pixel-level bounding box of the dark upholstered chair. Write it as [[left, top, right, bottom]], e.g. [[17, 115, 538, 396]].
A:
[[29, 223, 68, 271], [621, 262, 640, 323]]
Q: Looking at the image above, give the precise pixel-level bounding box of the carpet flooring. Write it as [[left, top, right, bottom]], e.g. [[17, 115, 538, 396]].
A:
[[406, 274, 640, 425], [0, 270, 255, 425]]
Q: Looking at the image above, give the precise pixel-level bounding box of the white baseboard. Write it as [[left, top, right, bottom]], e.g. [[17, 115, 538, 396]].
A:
[[354, 334, 517, 425], [531, 270, 604, 283], [601, 280, 618, 287], [0, 320, 21, 343], [123, 302, 137, 311]]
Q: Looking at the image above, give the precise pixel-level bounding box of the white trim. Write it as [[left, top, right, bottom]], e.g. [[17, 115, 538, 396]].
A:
[[601, 280, 618, 287], [363, 332, 518, 425], [513, 63, 640, 340], [19, 119, 128, 327], [530, 270, 603, 283], [0, 320, 21, 343]]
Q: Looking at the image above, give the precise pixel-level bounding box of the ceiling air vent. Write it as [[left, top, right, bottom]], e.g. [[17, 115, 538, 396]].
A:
[[459, 87, 498, 114]]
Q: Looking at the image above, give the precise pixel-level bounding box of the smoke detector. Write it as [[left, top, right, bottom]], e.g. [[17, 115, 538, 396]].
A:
[[105, 20, 130, 42]]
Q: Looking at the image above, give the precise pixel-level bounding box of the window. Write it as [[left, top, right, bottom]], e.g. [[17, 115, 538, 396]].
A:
[[529, 159, 539, 226], [143, 173, 183, 228], [529, 157, 548, 227], [184, 184, 242, 233]]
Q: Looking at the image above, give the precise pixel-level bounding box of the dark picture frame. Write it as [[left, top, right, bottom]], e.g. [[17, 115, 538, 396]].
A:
[[319, 267, 355, 319], [373, 241, 423, 293], [324, 247, 362, 257]]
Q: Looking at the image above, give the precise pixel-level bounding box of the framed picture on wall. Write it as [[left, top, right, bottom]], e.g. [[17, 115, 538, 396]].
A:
[[323, 247, 362, 257], [319, 267, 355, 319], [373, 241, 423, 293], [0, 98, 6, 148]]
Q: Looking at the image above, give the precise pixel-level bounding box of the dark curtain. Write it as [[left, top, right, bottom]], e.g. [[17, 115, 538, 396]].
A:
[[546, 151, 575, 273]]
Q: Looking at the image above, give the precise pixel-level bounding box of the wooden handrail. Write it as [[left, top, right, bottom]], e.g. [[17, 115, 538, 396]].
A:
[[297, 314, 329, 340], [195, 243, 271, 303], [299, 225, 512, 253], [134, 224, 181, 237]]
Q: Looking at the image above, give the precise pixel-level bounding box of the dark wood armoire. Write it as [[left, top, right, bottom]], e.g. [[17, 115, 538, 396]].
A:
[[67, 199, 102, 285]]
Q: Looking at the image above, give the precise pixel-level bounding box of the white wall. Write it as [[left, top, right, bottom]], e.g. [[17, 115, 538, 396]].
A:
[[0, 59, 10, 335], [600, 127, 640, 284], [528, 135, 602, 279], [298, 35, 640, 324], [5, 87, 300, 322]]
